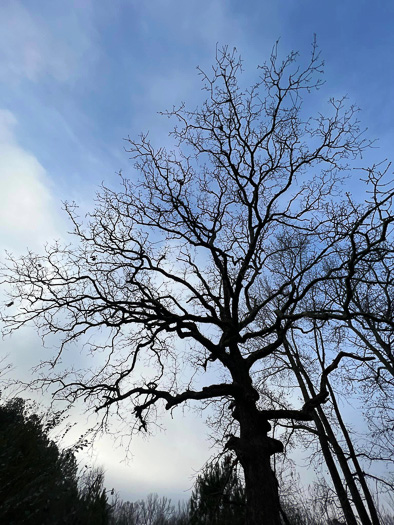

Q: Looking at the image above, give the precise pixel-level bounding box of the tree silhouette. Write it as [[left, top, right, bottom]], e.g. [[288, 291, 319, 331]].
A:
[[78, 467, 110, 524], [0, 397, 80, 523], [109, 493, 189, 525], [2, 43, 393, 524], [0, 397, 110, 524], [189, 455, 245, 525]]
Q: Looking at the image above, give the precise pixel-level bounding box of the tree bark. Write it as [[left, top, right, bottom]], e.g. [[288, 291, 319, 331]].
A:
[[227, 404, 283, 525]]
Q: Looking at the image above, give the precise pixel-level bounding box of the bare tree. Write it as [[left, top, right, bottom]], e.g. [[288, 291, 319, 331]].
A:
[[282, 326, 383, 524], [1, 43, 393, 524]]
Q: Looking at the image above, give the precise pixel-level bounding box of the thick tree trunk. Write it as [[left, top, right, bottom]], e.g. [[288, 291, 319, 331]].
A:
[[227, 404, 283, 525], [242, 447, 282, 525]]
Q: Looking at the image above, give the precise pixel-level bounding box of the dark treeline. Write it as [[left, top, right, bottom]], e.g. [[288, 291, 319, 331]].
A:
[[0, 397, 108, 524], [1, 397, 394, 525]]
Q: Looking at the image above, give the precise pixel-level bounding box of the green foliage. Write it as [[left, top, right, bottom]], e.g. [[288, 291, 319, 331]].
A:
[[189, 455, 246, 525]]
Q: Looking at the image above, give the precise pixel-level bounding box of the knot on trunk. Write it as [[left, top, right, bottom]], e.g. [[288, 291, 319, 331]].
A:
[[266, 436, 284, 455], [225, 434, 241, 453], [225, 433, 283, 459]]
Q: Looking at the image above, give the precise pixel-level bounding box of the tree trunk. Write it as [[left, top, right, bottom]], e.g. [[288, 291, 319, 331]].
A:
[[242, 449, 281, 525], [284, 345, 359, 524], [227, 404, 283, 525], [327, 380, 380, 525], [315, 403, 372, 524], [312, 412, 359, 525]]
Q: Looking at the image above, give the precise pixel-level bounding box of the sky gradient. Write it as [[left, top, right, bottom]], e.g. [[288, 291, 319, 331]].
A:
[[1, 0, 394, 502]]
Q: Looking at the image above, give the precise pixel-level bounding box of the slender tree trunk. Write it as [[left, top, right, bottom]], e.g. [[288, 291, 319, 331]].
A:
[[327, 380, 380, 525], [312, 412, 359, 525], [314, 404, 372, 525], [299, 362, 372, 524], [313, 329, 379, 524], [284, 343, 359, 524]]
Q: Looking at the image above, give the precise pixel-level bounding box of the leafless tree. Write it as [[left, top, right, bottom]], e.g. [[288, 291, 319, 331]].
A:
[[281, 325, 384, 524], [1, 43, 393, 524]]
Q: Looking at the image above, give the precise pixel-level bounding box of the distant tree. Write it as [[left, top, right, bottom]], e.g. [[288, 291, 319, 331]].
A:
[[109, 493, 188, 525], [189, 455, 245, 525], [2, 43, 393, 524], [78, 467, 110, 524]]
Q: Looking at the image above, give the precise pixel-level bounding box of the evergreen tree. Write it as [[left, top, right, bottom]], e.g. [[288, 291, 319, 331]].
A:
[[0, 397, 110, 524], [0, 397, 80, 523], [189, 456, 245, 525]]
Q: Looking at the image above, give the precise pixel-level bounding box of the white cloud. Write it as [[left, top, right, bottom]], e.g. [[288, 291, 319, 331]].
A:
[[0, 109, 63, 253], [92, 410, 213, 502], [0, 108, 213, 502]]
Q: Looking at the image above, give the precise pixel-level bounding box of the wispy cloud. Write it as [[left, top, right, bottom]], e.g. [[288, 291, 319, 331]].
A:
[[0, 0, 97, 84]]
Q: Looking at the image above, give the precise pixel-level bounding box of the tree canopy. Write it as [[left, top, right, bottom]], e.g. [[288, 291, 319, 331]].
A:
[[2, 43, 393, 524]]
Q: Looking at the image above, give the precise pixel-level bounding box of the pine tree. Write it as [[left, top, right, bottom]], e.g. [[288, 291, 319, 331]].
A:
[[189, 456, 245, 525]]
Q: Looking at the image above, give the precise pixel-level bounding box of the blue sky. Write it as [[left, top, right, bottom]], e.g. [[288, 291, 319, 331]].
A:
[[1, 0, 394, 503]]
